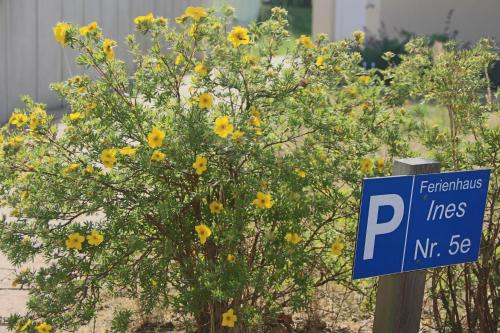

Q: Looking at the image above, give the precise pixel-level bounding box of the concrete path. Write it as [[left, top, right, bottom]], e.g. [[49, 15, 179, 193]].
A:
[[0, 253, 44, 332], [0, 107, 68, 332]]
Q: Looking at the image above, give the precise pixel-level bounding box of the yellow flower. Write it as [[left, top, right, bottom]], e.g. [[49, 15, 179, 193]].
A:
[[195, 63, 208, 76], [14, 318, 21, 329], [53, 22, 70, 46], [344, 85, 358, 97], [294, 169, 306, 178], [316, 56, 325, 69], [175, 14, 188, 24], [87, 102, 97, 111], [103, 39, 116, 60], [9, 136, 24, 146], [249, 116, 261, 127], [228, 26, 250, 47], [20, 191, 29, 200], [79, 21, 98, 36], [10, 208, 20, 217], [9, 113, 28, 127], [255, 128, 263, 136], [195, 224, 212, 245], [214, 116, 234, 138], [86, 230, 104, 246], [69, 112, 82, 121], [83, 165, 94, 174], [249, 107, 260, 118], [249, 107, 262, 128], [331, 239, 344, 256], [285, 232, 302, 245], [156, 16, 167, 26], [28, 115, 40, 129], [188, 24, 198, 38], [101, 149, 117, 168], [63, 163, 80, 174], [192, 155, 207, 175], [353, 30, 365, 46], [241, 54, 258, 65], [21, 236, 31, 245], [231, 130, 244, 142], [358, 75, 371, 85], [18, 319, 32, 332], [297, 35, 315, 48], [30, 107, 47, 130], [151, 150, 166, 162], [134, 13, 154, 25], [175, 53, 184, 65], [360, 158, 373, 174], [65, 233, 85, 251], [376, 158, 385, 172], [361, 102, 370, 112], [253, 192, 273, 209], [184, 6, 208, 21], [221, 308, 238, 327], [209, 201, 223, 214], [198, 93, 213, 109], [35, 322, 52, 333], [119, 146, 137, 156], [147, 127, 165, 148], [227, 254, 236, 263]]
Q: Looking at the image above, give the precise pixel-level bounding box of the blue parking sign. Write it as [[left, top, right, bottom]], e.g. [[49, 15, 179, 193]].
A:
[[353, 169, 491, 279]]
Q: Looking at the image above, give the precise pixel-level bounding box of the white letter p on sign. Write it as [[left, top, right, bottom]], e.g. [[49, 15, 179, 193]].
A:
[[363, 194, 405, 260]]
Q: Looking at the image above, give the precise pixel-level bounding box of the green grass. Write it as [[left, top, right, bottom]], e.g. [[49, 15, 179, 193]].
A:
[[409, 103, 499, 128], [410, 103, 450, 127], [276, 36, 298, 55]]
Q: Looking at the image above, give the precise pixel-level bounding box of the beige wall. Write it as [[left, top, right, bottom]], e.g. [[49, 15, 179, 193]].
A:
[[313, 0, 500, 44], [0, 0, 263, 123], [368, 0, 500, 43], [312, 0, 336, 39], [0, 0, 214, 122]]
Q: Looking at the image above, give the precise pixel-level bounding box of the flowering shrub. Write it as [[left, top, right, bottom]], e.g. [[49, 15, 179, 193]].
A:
[[3, 5, 496, 333], [0, 6, 408, 332], [386, 38, 500, 333]]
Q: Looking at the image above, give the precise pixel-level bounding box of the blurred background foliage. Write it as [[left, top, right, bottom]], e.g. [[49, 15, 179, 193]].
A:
[[259, 0, 312, 36]]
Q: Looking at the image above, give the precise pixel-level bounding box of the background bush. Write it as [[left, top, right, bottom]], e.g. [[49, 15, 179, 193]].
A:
[[259, 0, 312, 36]]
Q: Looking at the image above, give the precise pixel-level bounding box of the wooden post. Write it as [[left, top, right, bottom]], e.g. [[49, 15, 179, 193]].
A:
[[373, 158, 441, 333]]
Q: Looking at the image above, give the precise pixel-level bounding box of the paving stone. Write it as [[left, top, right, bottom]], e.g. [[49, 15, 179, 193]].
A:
[[0, 268, 16, 289], [0, 252, 46, 332], [0, 289, 29, 321]]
